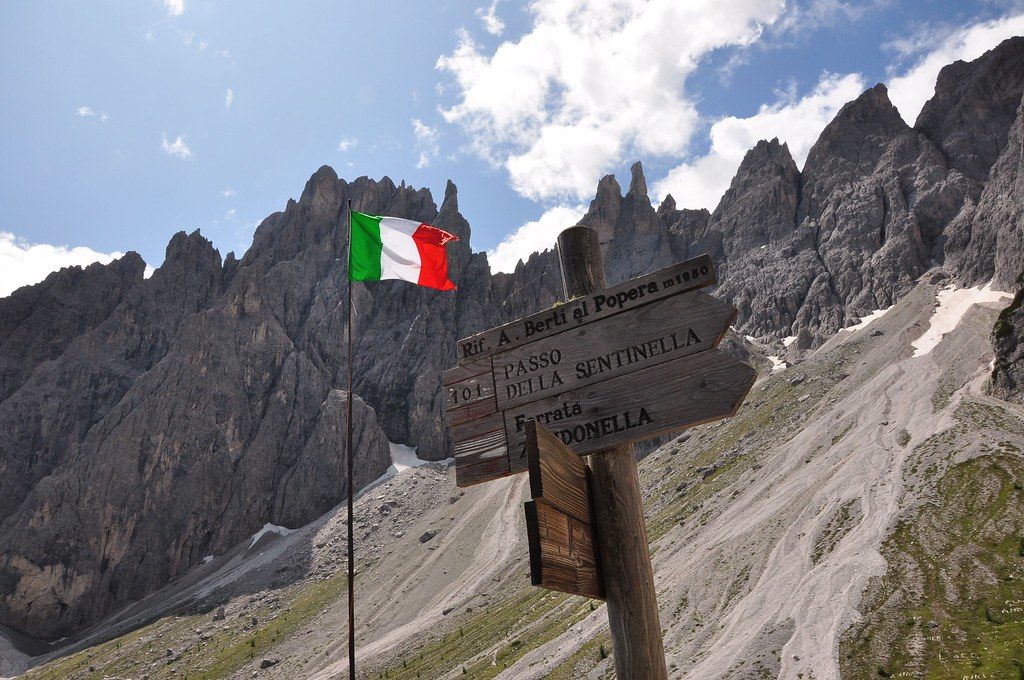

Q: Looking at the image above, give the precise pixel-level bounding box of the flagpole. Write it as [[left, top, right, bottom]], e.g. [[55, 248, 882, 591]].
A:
[[345, 198, 356, 680]]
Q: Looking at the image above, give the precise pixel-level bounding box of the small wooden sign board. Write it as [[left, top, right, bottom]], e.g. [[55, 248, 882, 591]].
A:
[[443, 255, 755, 487], [523, 420, 604, 600]]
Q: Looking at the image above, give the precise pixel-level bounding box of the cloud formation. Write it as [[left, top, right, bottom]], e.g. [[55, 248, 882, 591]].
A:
[[886, 12, 1024, 125], [337, 136, 357, 152], [653, 72, 866, 210], [161, 133, 193, 159], [438, 0, 787, 202], [0, 232, 127, 298], [225, 88, 234, 109], [164, 0, 184, 17], [412, 119, 439, 169], [487, 204, 586, 274], [477, 0, 504, 36]]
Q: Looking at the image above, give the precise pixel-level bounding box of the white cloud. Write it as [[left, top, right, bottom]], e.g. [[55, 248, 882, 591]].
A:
[[164, 0, 184, 16], [653, 72, 866, 210], [487, 204, 587, 273], [337, 136, 357, 152], [412, 119, 439, 168], [437, 0, 787, 202], [887, 12, 1024, 125], [477, 0, 505, 36], [76, 106, 94, 117], [773, 0, 884, 34], [225, 88, 234, 109], [0, 232, 127, 298], [161, 133, 193, 159], [222, 187, 236, 197]]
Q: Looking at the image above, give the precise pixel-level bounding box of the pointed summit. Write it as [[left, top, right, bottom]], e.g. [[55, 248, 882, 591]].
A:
[[916, 36, 1024, 182], [627, 161, 648, 198]]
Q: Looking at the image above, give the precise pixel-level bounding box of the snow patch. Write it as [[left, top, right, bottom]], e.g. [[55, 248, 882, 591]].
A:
[[389, 442, 428, 473], [202, 555, 214, 564], [913, 282, 1012, 358], [744, 334, 758, 344], [782, 336, 796, 347], [249, 523, 294, 549], [768, 356, 786, 373], [846, 305, 893, 332]]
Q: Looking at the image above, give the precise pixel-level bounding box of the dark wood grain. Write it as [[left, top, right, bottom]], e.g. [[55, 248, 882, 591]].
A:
[[455, 253, 715, 365], [524, 499, 603, 600], [525, 420, 591, 524], [442, 357, 492, 385], [493, 290, 735, 410], [555, 225, 668, 679]]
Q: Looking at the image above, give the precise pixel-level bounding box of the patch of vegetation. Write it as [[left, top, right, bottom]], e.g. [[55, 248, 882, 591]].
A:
[[24, 573, 349, 680], [377, 586, 594, 679], [545, 632, 613, 679], [839, 455, 1024, 679], [811, 499, 861, 565]]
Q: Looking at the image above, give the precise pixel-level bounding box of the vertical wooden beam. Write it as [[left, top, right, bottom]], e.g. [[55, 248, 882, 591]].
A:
[[556, 226, 668, 679]]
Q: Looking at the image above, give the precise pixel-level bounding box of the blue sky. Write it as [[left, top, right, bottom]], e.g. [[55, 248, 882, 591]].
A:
[[1, 0, 1022, 295]]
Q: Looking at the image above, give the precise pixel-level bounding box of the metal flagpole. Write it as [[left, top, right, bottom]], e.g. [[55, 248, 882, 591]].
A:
[[345, 198, 356, 680]]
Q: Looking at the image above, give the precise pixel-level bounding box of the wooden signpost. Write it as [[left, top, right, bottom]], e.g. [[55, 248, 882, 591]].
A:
[[443, 229, 756, 679]]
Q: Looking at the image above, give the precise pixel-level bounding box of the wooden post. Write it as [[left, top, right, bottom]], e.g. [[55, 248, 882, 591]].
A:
[[556, 226, 668, 679]]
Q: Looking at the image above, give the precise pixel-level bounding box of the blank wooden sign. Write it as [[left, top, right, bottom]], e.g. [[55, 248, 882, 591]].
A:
[[524, 421, 604, 600]]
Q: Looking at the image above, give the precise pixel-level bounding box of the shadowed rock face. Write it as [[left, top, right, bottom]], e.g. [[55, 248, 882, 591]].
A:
[[915, 36, 1024, 184], [3, 38, 1024, 641], [991, 274, 1024, 403]]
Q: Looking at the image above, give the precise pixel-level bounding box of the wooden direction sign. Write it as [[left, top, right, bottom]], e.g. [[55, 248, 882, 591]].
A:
[[445, 255, 757, 488], [523, 420, 604, 599], [453, 348, 755, 486], [456, 254, 715, 365]]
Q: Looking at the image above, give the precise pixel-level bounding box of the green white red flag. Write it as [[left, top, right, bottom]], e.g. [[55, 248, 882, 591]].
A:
[[348, 211, 458, 290]]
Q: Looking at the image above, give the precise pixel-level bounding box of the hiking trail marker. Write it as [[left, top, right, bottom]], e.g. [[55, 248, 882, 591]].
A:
[[443, 230, 755, 680]]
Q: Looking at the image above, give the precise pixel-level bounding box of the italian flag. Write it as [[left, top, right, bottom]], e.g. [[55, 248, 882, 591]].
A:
[[349, 212, 459, 291]]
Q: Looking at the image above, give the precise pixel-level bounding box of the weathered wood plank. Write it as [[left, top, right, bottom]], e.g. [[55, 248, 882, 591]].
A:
[[442, 357, 492, 385], [443, 372, 496, 411], [455, 254, 715, 365], [493, 290, 735, 410], [524, 498, 603, 599], [525, 420, 591, 525], [503, 348, 754, 458], [452, 349, 755, 486], [455, 455, 510, 487]]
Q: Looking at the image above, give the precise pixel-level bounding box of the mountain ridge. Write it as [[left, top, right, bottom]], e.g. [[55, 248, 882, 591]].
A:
[[1, 36, 1023, 643]]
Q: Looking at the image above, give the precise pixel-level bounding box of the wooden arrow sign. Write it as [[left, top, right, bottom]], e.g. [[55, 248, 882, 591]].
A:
[[492, 290, 735, 411], [454, 348, 755, 487], [445, 290, 734, 425], [524, 420, 604, 599], [455, 254, 715, 365], [445, 255, 755, 488]]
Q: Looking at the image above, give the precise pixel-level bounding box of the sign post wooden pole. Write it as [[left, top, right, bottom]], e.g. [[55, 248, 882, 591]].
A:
[[557, 226, 669, 679]]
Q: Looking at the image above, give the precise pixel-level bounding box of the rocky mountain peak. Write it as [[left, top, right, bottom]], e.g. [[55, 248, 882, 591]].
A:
[[915, 36, 1024, 183], [299, 165, 341, 205], [806, 84, 908, 169], [628, 161, 649, 198], [657, 193, 677, 216], [159, 229, 220, 274]]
